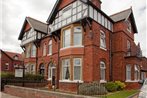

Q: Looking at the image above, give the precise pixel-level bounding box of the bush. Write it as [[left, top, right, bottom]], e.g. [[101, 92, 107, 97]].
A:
[[105, 82, 118, 92], [115, 81, 126, 90], [24, 74, 45, 81], [79, 81, 107, 95], [0, 72, 15, 78]]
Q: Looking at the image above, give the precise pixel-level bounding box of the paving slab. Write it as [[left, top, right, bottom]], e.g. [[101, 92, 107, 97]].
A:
[[1, 92, 21, 98]]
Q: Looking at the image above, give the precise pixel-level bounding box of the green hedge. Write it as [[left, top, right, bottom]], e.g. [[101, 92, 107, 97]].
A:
[[105, 81, 126, 92], [0, 72, 15, 78]]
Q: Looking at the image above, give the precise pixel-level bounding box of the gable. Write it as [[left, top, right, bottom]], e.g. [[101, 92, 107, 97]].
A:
[[24, 22, 31, 32]]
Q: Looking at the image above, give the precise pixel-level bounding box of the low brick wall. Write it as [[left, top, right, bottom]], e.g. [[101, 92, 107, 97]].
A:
[[4, 85, 97, 98]]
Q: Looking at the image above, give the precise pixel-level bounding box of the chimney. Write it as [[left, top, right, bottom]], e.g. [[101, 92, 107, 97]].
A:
[[90, 0, 102, 9]]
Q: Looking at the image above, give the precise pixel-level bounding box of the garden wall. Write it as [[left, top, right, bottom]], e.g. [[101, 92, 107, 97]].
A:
[[4, 85, 97, 98]]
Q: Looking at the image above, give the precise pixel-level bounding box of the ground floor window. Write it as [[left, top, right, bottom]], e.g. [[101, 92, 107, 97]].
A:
[[126, 65, 131, 81], [100, 61, 106, 81], [61, 57, 82, 81], [134, 65, 140, 81], [39, 64, 45, 76], [73, 58, 82, 80]]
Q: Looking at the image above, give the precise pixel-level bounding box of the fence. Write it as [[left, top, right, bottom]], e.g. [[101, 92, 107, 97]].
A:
[[1, 78, 48, 91], [77, 82, 107, 98]]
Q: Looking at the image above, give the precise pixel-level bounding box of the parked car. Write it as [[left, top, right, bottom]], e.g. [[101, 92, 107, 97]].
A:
[[138, 79, 147, 98]]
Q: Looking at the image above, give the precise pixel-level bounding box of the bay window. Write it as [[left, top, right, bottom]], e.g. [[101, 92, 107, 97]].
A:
[[62, 59, 70, 80], [73, 58, 82, 80], [126, 65, 131, 81], [134, 65, 140, 81], [73, 26, 82, 46], [62, 25, 83, 48], [100, 61, 106, 81]]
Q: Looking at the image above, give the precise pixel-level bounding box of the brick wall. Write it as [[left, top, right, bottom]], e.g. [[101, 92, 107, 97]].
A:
[[4, 85, 97, 98]]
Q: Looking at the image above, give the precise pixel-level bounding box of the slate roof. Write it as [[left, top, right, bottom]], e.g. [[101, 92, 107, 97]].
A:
[[18, 17, 48, 40], [110, 8, 132, 22]]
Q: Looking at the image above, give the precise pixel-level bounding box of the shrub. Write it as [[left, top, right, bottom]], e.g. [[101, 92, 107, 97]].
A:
[[115, 81, 126, 90], [105, 82, 118, 92], [24, 74, 44, 81], [79, 81, 107, 95], [0, 72, 15, 78]]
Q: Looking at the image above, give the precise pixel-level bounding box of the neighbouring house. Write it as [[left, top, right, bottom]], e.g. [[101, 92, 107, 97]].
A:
[[18, 0, 147, 92], [0, 49, 23, 72]]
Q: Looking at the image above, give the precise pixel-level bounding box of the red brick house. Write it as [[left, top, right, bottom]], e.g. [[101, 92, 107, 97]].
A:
[[0, 49, 23, 72], [18, 0, 147, 91]]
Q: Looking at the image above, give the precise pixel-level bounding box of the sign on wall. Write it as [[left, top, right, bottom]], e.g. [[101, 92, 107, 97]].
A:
[[15, 69, 23, 77]]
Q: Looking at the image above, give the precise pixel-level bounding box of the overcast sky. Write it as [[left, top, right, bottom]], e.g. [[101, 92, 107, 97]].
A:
[[1, 0, 147, 56]]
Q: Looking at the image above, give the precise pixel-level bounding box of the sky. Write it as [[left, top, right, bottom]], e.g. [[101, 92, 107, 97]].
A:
[[0, 0, 147, 56]]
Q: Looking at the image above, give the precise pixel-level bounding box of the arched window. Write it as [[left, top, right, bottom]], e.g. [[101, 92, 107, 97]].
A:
[[100, 30, 106, 49], [134, 65, 140, 81], [31, 44, 36, 57], [100, 61, 106, 81], [39, 64, 45, 76], [48, 40, 52, 55], [126, 65, 131, 81]]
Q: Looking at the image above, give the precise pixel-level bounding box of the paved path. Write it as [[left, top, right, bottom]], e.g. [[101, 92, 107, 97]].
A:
[[1, 92, 21, 98]]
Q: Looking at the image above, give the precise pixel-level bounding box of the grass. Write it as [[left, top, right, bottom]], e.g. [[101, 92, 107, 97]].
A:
[[106, 90, 139, 98]]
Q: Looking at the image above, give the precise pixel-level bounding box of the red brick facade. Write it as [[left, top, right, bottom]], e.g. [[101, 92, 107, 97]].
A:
[[18, 0, 147, 92]]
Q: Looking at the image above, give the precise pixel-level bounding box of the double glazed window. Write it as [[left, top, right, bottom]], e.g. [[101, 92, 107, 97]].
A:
[[61, 58, 82, 81], [48, 40, 52, 55], [100, 30, 106, 49], [62, 59, 70, 80], [126, 65, 131, 81], [100, 61, 106, 81], [62, 26, 83, 48], [73, 58, 82, 80], [134, 65, 140, 81], [43, 43, 47, 56], [31, 44, 36, 57]]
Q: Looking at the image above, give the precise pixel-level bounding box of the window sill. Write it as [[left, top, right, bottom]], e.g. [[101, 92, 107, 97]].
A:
[[47, 78, 52, 81], [47, 54, 52, 56], [60, 46, 84, 50], [100, 47, 107, 51], [100, 80, 107, 83], [59, 80, 83, 83], [125, 80, 140, 82]]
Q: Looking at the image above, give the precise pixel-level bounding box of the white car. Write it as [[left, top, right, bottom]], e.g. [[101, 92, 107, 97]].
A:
[[138, 79, 147, 98]]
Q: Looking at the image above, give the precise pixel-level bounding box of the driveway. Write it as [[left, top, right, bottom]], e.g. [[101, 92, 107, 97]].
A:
[[1, 92, 21, 98]]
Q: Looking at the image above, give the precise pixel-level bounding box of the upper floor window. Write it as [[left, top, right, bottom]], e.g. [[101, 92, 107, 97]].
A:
[[100, 30, 106, 49], [13, 55, 18, 60], [73, 58, 82, 80], [100, 61, 106, 81], [48, 40, 52, 55], [62, 59, 70, 80], [5, 63, 9, 70], [43, 43, 47, 56], [73, 26, 82, 46], [26, 45, 30, 58], [62, 6, 72, 19], [126, 20, 132, 33], [31, 44, 36, 57], [62, 25, 83, 49], [127, 40, 131, 56], [126, 65, 131, 81], [134, 65, 140, 81], [63, 29, 71, 48]]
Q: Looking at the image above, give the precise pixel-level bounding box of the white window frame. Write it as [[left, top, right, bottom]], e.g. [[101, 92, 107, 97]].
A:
[[48, 64, 56, 80], [5, 63, 9, 70], [48, 40, 52, 55], [134, 65, 140, 81], [26, 45, 30, 58], [73, 58, 82, 81], [127, 40, 131, 56], [43, 43, 47, 56], [100, 30, 106, 49], [73, 26, 83, 46], [62, 29, 71, 48], [126, 65, 131, 81], [62, 5, 72, 19], [31, 44, 36, 57], [100, 61, 106, 82], [62, 59, 70, 80]]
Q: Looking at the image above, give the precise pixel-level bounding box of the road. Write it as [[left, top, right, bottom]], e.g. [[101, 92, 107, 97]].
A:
[[1, 92, 21, 98]]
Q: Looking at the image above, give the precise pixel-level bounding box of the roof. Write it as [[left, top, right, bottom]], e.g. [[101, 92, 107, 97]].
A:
[[110, 8, 138, 33], [18, 17, 48, 40], [0, 50, 23, 61]]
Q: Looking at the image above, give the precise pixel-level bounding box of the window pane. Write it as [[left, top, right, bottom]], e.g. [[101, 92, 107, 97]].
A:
[[62, 6, 72, 19], [62, 59, 70, 80], [100, 61, 106, 80], [63, 29, 71, 48], [74, 27, 82, 46], [100, 31, 106, 48], [74, 58, 81, 80]]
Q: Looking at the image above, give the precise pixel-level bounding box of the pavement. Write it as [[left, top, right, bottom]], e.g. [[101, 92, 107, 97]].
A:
[[0, 92, 21, 98]]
